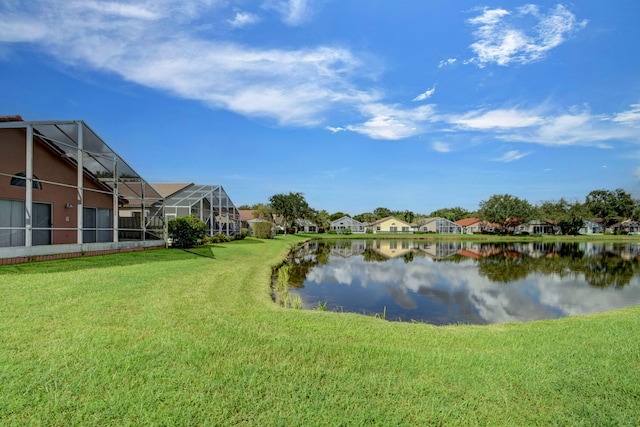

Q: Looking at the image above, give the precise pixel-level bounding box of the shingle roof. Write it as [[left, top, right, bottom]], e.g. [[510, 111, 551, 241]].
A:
[[151, 183, 193, 199]]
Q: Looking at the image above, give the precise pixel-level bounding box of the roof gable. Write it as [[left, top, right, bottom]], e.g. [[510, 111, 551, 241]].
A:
[[151, 183, 193, 199]]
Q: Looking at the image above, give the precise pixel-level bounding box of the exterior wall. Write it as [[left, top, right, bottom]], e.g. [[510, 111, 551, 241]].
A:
[[330, 216, 365, 233], [0, 240, 164, 265], [370, 239, 414, 257], [516, 221, 555, 235], [372, 217, 412, 234], [420, 218, 462, 234], [1, 128, 114, 245], [579, 221, 603, 235]]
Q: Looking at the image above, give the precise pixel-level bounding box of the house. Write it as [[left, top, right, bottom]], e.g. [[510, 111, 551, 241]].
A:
[[579, 220, 603, 235], [608, 219, 640, 235], [417, 217, 462, 234], [455, 217, 498, 234], [514, 220, 556, 235], [296, 218, 318, 233], [153, 183, 241, 237], [369, 216, 413, 234], [0, 116, 165, 264], [329, 216, 366, 233]]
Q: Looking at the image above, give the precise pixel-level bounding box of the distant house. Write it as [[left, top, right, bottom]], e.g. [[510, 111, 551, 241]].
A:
[[417, 217, 462, 234], [608, 220, 640, 235], [515, 220, 555, 235], [579, 220, 603, 235], [296, 218, 318, 233], [455, 217, 498, 234], [329, 216, 366, 233], [154, 183, 241, 237], [369, 216, 413, 234]]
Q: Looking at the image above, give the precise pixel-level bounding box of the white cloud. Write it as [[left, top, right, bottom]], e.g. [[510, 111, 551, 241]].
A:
[[74, 1, 162, 20], [228, 11, 260, 28], [412, 86, 436, 102], [345, 104, 436, 140], [0, 0, 374, 126], [438, 58, 457, 68], [493, 150, 531, 162], [262, 0, 313, 26], [467, 4, 587, 67], [451, 108, 544, 130], [612, 104, 640, 126], [504, 109, 630, 147], [432, 142, 450, 153]]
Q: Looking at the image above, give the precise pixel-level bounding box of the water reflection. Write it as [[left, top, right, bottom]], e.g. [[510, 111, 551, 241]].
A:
[[283, 240, 640, 325]]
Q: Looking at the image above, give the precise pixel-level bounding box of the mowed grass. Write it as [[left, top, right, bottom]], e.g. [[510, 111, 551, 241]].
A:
[[1, 236, 639, 426]]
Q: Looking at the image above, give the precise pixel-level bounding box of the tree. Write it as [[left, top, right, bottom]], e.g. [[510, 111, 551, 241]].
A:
[[167, 215, 206, 248], [537, 198, 589, 235], [269, 192, 312, 233], [251, 203, 274, 222], [236, 204, 251, 210], [429, 207, 471, 222], [312, 209, 331, 232], [354, 212, 377, 224], [329, 212, 350, 222], [478, 194, 534, 233], [585, 188, 635, 228], [373, 207, 392, 219], [394, 210, 415, 223]]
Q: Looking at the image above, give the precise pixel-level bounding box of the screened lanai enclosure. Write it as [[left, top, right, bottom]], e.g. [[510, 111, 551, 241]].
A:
[[0, 117, 165, 261], [156, 183, 241, 237]]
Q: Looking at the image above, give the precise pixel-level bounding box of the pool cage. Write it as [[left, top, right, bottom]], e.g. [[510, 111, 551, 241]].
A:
[[161, 184, 241, 237], [0, 118, 165, 258]]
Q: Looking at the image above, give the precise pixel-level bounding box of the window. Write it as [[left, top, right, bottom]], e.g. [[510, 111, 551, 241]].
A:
[[0, 199, 25, 247], [83, 207, 113, 243], [10, 172, 42, 190]]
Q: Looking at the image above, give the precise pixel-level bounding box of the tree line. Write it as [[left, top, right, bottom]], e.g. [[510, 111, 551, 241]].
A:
[[237, 188, 640, 235]]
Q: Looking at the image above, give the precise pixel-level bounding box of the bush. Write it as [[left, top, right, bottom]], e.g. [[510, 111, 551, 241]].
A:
[[168, 215, 206, 248], [234, 228, 249, 240], [327, 230, 337, 234], [253, 222, 273, 239], [342, 227, 352, 235], [204, 233, 231, 244]]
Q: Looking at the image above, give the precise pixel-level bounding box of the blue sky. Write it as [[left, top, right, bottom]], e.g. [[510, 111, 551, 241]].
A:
[[2, 1, 640, 215]]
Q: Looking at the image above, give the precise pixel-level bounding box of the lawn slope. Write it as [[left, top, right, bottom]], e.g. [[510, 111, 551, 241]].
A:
[[1, 236, 638, 425]]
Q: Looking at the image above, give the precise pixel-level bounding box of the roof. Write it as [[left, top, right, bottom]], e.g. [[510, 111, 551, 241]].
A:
[[369, 216, 412, 227], [239, 209, 256, 221], [152, 183, 193, 199], [0, 117, 162, 202], [456, 217, 482, 227], [330, 215, 363, 224]]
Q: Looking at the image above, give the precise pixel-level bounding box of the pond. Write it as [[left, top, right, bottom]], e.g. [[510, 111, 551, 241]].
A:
[[277, 239, 640, 325]]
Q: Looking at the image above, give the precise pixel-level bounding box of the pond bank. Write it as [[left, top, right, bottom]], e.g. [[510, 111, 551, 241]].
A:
[[1, 235, 638, 425]]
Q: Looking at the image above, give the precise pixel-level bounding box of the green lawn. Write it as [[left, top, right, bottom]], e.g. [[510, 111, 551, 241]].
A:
[[1, 236, 639, 426]]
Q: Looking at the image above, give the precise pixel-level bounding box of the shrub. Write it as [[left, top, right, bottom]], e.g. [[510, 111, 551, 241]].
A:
[[342, 227, 352, 235], [253, 222, 273, 239], [167, 215, 206, 248], [204, 233, 231, 244], [327, 229, 337, 234], [234, 228, 249, 240]]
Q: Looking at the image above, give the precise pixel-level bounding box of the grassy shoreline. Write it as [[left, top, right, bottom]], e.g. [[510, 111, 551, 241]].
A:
[[297, 231, 640, 242], [1, 235, 639, 425]]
